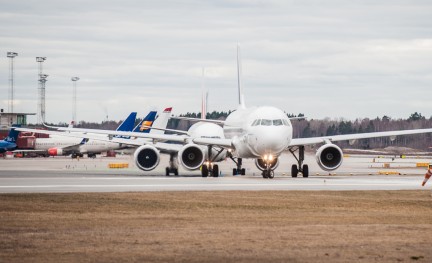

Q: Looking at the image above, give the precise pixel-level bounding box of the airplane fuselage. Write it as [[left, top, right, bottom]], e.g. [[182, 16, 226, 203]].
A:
[[224, 106, 293, 159], [35, 136, 127, 154]]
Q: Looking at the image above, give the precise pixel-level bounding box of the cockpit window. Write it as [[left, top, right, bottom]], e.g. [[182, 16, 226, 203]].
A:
[[282, 119, 290, 126], [261, 119, 272, 126], [251, 119, 260, 126], [273, 119, 283, 126]]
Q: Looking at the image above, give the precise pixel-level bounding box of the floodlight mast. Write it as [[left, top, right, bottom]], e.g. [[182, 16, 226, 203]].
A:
[[36, 57, 47, 124], [7, 52, 18, 113], [71, 77, 80, 124]]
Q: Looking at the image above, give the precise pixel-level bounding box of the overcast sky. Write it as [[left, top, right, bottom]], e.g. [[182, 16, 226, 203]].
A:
[[1, 0, 432, 123]]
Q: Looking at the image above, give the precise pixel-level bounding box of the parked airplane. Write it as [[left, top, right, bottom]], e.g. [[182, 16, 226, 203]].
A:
[[30, 109, 166, 158], [0, 125, 20, 153], [32, 112, 138, 158], [16, 46, 432, 178]]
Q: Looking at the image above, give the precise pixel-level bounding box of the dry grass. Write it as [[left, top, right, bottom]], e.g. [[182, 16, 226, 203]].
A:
[[1, 191, 432, 262]]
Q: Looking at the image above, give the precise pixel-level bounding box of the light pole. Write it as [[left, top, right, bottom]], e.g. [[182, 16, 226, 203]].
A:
[[7, 52, 18, 113], [71, 77, 80, 124], [36, 57, 47, 124]]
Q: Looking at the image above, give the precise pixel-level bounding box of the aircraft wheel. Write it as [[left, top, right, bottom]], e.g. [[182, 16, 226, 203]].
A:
[[213, 165, 219, 177], [233, 168, 237, 176], [202, 165, 209, 177], [241, 168, 246, 175], [302, 165, 309, 178], [174, 169, 179, 176], [268, 170, 275, 179], [262, 170, 268, 178], [165, 167, 170, 176], [291, 164, 298, 178]]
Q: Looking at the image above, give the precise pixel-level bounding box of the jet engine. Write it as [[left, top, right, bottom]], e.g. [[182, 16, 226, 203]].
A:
[[255, 158, 279, 171], [316, 144, 343, 171], [48, 148, 63, 156], [134, 145, 160, 171], [178, 144, 205, 170]]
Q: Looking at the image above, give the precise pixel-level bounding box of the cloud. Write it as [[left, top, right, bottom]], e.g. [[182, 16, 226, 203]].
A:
[[0, 0, 431, 123]]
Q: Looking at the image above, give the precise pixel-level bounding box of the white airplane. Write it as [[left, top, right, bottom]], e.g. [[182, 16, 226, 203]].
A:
[[17, 92, 227, 177], [33, 112, 138, 158], [16, 46, 432, 178], [24, 109, 172, 158]]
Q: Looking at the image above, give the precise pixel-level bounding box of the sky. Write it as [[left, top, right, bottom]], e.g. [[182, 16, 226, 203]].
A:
[[1, 0, 432, 124]]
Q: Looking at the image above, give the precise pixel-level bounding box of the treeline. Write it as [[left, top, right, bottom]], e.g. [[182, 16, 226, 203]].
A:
[[43, 111, 432, 150]]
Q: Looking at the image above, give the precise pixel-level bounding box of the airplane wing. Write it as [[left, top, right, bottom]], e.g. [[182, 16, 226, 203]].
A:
[[15, 127, 189, 144], [289, 128, 432, 147], [171, 116, 225, 125], [15, 127, 187, 154], [192, 137, 233, 148]]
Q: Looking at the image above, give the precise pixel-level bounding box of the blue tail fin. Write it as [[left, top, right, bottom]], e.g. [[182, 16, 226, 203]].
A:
[[133, 111, 158, 133], [4, 125, 20, 143], [116, 112, 137, 132]]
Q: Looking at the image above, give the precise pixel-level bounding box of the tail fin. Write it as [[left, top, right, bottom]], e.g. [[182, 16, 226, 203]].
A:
[[237, 44, 246, 109], [133, 111, 158, 133], [201, 68, 208, 120], [4, 125, 20, 143], [149, 107, 172, 134], [116, 112, 137, 132]]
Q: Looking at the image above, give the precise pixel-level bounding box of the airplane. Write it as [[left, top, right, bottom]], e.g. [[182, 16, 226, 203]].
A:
[[29, 109, 166, 158], [0, 125, 20, 153], [16, 96, 226, 176], [24, 112, 138, 158], [15, 46, 432, 178]]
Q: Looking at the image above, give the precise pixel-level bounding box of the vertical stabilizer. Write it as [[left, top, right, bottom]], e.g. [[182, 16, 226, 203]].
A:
[[237, 44, 246, 109], [5, 124, 20, 143], [148, 107, 172, 134], [116, 112, 137, 132], [201, 67, 207, 120], [133, 111, 158, 133]]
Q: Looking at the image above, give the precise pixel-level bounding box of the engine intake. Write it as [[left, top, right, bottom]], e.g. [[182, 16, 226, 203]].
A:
[[316, 144, 343, 171], [134, 145, 160, 171], [255, 158, 279, 171], [178, 144, 205, 170]]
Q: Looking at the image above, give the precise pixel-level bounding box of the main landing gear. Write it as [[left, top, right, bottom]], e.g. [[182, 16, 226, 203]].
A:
[[228, 152, 245, 176], [289, 145, 309, 178], [201, 145, 225, 177], [165, 153, 179, 176]]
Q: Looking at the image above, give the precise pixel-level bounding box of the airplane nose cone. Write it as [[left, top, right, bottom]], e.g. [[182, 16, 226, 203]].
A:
[[254, 134, 287, 155]]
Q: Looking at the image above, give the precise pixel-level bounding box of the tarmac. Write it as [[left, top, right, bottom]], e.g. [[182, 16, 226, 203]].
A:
[[0, 152, 431, 193]]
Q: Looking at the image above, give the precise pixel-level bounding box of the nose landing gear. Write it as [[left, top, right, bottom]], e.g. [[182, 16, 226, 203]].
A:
[[262, 169, 274, 179], [201, 163, 219, 177], [201, 145, 224, 177], [165, 153, 179, 176]]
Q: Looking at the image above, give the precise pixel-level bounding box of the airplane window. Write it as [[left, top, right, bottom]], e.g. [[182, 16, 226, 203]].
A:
[[261, 119, 272, 126], [251, 119, 260, 126], [273, 119, 283, 126]]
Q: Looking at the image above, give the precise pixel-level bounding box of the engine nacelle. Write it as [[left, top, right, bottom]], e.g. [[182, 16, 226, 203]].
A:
[[255, 158, 279, 171], [134, 145, 160, 171], [48, 148, 63, 156], [316, 144, 343, 171], [178, 144, 205, 170]]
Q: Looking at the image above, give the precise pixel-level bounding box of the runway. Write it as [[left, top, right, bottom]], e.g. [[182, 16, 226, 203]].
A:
[[0, 154, 430, 193], [0, 171, 427, 193]]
